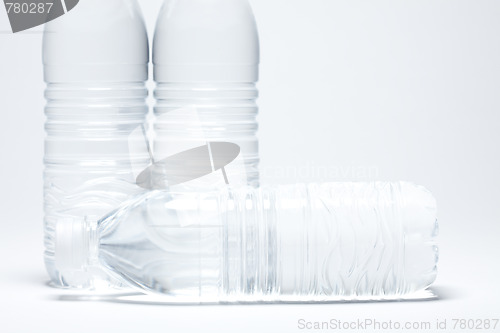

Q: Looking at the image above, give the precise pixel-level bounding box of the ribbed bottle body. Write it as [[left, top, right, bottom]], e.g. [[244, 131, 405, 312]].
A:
[[44, 83, 150, 288], [154, 82, 259, 187], [97, 182, 438, 302]]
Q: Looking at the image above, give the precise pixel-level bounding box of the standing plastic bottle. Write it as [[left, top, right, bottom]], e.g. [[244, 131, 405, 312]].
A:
[[76, 182, 438, 302], [153, 0, 260, 188], [43, 0, 150, 288]]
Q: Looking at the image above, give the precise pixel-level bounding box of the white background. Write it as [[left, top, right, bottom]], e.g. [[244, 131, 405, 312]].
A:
[[1, 0, 499, 332]]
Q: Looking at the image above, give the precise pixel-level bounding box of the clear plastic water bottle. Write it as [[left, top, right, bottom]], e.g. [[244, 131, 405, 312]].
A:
[[74, 182, 438, 302], [43, 0, 150, 288], [153, 0, 260, 188]]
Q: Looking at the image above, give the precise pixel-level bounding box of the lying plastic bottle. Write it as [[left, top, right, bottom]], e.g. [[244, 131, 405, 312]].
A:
[[70, 182, 438, 303]]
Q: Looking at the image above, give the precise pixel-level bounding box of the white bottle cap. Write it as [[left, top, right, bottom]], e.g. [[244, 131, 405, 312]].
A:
[[154, 0, 259, 83], [55, 216, 99, 275], [43, 0, 148, 83]]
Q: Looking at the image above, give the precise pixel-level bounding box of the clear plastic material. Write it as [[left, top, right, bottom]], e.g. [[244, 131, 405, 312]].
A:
[[153, 0, 260, 187], [43, 0, 150, 288], [78, 182, 438, 302]]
